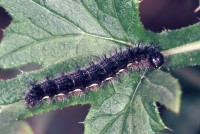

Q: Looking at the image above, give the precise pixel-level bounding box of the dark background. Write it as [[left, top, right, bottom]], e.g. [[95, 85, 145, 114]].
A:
[[0, 0, 200, 134]]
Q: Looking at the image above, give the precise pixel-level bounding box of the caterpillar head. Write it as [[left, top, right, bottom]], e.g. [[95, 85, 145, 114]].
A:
[[149, 52, 164, 68]]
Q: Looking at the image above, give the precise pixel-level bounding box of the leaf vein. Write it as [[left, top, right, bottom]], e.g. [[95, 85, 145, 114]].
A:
[[111, 0, 132, 43], [30, 0, 85, 33]]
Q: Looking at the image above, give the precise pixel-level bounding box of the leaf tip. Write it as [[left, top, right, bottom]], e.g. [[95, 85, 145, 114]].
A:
[[165, 126, 174, 132]]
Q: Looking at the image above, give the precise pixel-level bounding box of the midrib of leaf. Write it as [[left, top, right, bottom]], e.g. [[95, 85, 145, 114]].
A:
[[121, 73, 147, 132], [99, 73, 145, 133], [0, 33, 134, 61], [162, 40, 200, 56], [2, 28, 199, 61], [0, 34, 80, 60], [84, 33, 133, 45], [5, 30, 38, 41], [0, 105, 10, 112]]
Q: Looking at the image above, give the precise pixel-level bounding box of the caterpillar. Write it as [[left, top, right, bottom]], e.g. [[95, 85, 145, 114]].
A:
[[24, 45, 164, 108]]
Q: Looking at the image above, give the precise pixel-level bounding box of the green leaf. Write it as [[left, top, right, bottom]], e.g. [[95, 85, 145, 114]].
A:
[[84, 70, 181, 133], [0, 0, 199, 133]]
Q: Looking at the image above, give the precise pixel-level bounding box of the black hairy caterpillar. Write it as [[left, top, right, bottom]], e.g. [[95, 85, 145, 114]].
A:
[[24, 45, 164, 108]]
